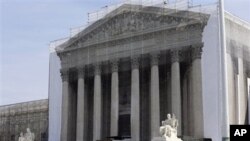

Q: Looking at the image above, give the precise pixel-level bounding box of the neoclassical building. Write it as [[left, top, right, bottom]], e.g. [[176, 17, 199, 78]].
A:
[[50, 3, 250, 141], [56, 4, 209, 141], [0, 99, 48, 141], [225, 13, 250, 125]]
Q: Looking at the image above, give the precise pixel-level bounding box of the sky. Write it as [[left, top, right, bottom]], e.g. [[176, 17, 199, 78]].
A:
[[0, 0, 250, 106]]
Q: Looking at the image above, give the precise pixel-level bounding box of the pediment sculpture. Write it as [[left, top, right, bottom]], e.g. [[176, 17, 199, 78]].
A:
[[18, 128, 35, 141], [65, 11, 187, 49]]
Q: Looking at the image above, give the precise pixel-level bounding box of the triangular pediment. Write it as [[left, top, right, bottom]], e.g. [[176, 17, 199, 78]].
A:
[[58, 4, 209, 51]]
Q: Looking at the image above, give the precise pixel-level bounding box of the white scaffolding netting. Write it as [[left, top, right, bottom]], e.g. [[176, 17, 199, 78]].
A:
[[49, 0, 218, 52], [48, 1, 250, 141]]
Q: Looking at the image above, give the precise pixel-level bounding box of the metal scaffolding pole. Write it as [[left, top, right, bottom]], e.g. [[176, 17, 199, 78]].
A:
[[219, 0, 229, 140]]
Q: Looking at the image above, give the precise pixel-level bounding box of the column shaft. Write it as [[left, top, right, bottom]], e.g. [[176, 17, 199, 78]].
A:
[[93, 65, 102, 141], [238, 57, 247, 124], [170, 50, 182, 136], [227, 54, 236, 124], [77, 68, 85, 141], [182, 75, 188, 135], [131, 58, 140, 141], [110, 61, 119, 136], [191, 47, 204, 138], [150, 54, 160, 139], [60, 69, 69, 141], [188, 70, 193, 136]]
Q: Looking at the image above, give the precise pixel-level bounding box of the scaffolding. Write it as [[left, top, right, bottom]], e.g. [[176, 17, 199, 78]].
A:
[[47, 1, 250, 141], [49, 0, 217, 52]]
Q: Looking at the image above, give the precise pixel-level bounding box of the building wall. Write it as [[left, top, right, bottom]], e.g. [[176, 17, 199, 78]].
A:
[[191, 4, 222, 141], [0, 99, 48, 141], [225, 12, 250, 125], [195, 5, 250, 141], [48, 52, 62, 141]]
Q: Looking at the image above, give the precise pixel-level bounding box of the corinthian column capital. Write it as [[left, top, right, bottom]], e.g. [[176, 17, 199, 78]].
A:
[[131, 57, 140, 70], [94, 63, 102, 75], [60, 68, 69, 81], [170, 49, 180, 63], [191, 43, 203, 60], [150, 53, 159, 66], [111, 59, 119, 73], [77, 66, 85, 78]]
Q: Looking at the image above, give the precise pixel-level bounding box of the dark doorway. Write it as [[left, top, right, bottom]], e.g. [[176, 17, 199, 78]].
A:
[[118, 114, 131, 137]]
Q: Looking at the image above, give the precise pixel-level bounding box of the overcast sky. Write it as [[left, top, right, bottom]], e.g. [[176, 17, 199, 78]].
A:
[[1, 0, 250, 106]]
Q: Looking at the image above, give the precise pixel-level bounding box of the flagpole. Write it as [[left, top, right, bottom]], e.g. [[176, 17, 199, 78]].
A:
[[219, 0, 229, 140]]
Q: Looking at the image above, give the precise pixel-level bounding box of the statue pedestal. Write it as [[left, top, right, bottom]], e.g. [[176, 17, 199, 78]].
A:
[[152, 137, 166, 141]]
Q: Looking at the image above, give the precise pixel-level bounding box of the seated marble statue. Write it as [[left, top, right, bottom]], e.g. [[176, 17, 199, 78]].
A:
[[159, 113, 182, 141], [18, 132, 25, 141], [24, 128, 35, 141]]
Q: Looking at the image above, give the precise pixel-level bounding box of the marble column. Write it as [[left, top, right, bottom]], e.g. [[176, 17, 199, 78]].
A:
[[170, 49, 182, 136], [76, 67, 85, 141], [150, 53, 160, 139], [236, 73, 240, 124], [227, 53, 236, 124], [188, 70, 193, 136], [238, 56, 247, 124], [131, 57, 140, 141], [191, 46, 204, 138], [110, 60, 119, 137], [182, 74, 188, 135], [60, 69, 70, 141], [93, 64, 102, 141]]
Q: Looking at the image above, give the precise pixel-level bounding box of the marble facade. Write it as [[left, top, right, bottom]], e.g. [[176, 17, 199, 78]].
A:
[[56, 4, 210, 141], [225, 13, 250, 125]]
